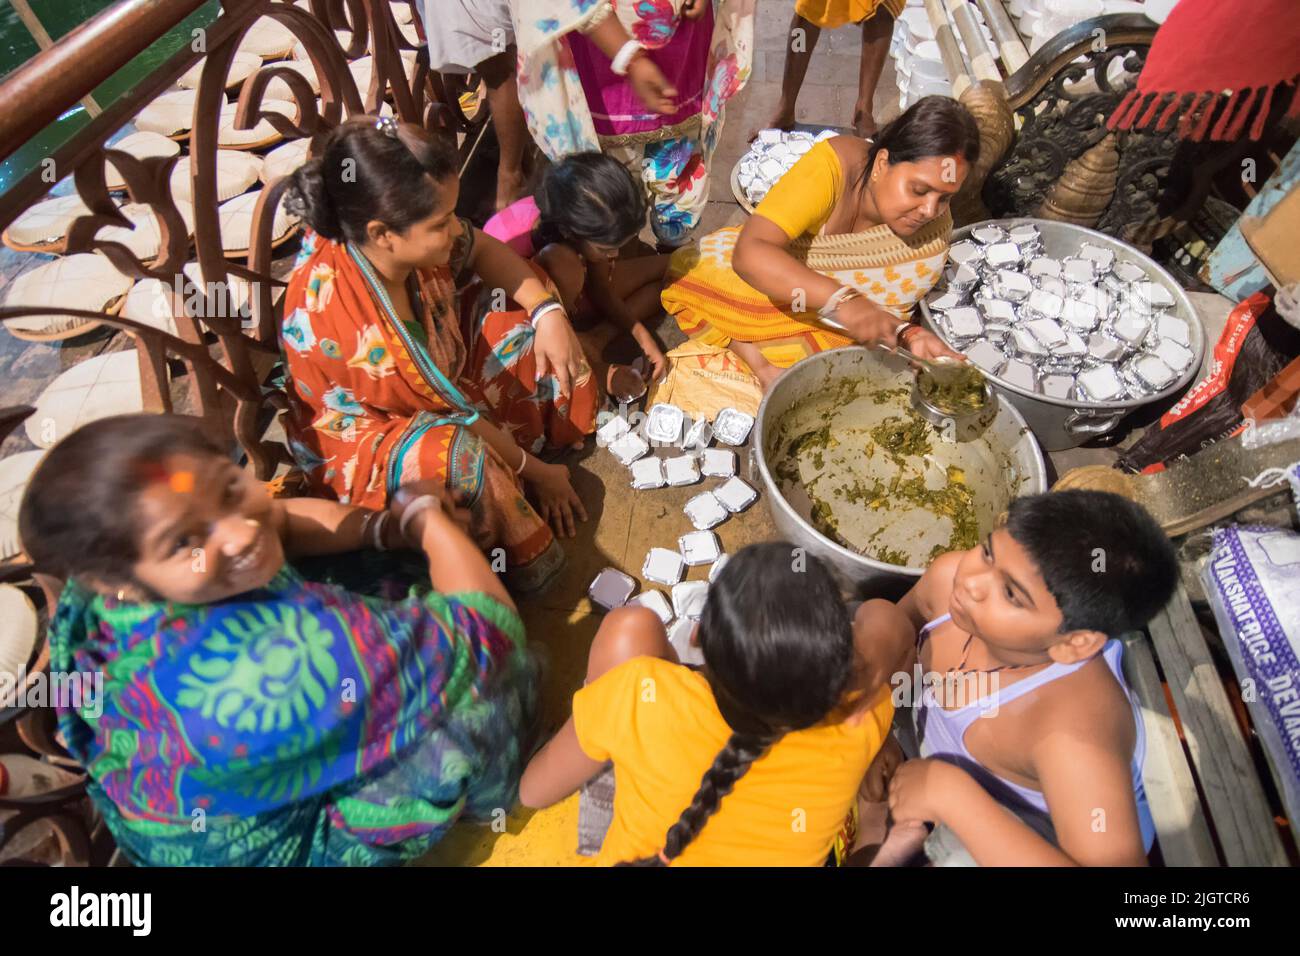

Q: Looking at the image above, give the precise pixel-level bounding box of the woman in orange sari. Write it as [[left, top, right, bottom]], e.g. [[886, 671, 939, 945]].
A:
[[280, 117, 599, 594]]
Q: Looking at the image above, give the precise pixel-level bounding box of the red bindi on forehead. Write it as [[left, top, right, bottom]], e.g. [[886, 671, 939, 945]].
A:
[[135, 461, 195, 494]]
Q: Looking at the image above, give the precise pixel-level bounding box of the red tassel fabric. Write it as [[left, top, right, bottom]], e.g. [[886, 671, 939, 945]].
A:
[[1222, 86, 1261, 141], [1156, 92, 1188, 131], [1108, 89, 1143, 130], [1178, 92, 1214, 140], [1103, 0, 1300, 142], [1209, 88, 1247, 141], [1248, 84, 1276, 141]]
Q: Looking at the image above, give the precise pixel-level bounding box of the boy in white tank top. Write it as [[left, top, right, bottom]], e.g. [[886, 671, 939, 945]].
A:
[[851, 490, 1178, 866]]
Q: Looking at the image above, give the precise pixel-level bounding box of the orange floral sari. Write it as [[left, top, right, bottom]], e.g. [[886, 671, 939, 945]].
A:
[[279, 223, 598, 593]]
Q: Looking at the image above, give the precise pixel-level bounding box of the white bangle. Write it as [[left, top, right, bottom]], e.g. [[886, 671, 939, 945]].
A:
[[611, 40, 645, 77], [369, 511, 390, 551], [398, 494, 440, 542], [817, 285, 861, 320], [516, 447, 528, 475], [530, 301, 565, 329]]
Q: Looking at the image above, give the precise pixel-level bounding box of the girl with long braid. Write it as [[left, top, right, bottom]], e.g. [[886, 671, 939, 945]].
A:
[[520, 542, 912, 866]]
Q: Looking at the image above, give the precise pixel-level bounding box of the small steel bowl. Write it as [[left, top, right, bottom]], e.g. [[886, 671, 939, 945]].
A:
[[910, 375, 1000, 443]]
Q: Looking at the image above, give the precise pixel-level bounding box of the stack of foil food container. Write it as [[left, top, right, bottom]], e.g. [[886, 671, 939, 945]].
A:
[[920, 219, 1203, 450], [735, 128, 839, 209]]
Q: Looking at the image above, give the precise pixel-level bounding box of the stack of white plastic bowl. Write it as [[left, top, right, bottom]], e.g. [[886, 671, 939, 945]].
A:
[[893, 8, 947, 111], [901, 40, 953, 108], [1018, 0, 1105, 52]]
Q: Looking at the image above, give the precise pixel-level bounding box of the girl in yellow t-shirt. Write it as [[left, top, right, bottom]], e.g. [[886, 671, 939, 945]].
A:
[[519, 542, 913, 866]]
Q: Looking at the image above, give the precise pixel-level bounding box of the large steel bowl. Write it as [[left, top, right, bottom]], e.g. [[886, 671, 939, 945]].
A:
[[919, 218, 1205, 451], [753, 347, 1048, 595]]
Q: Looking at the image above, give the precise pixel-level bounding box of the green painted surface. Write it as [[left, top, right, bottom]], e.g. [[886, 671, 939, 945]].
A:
[[0, 0, 222, 195]]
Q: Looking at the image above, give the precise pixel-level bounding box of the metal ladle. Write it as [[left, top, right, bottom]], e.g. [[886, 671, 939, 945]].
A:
[[869, 344, 998, 441]]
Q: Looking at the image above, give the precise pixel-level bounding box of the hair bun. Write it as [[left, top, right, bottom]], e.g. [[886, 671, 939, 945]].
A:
[[285, 157, 344, 241]]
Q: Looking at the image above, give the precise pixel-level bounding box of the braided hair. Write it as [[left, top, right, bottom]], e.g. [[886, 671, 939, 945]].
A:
[[621, 542, 854, 866]]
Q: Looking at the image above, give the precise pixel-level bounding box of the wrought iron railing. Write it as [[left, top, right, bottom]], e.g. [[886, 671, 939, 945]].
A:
[[0, 0, 484, 478]]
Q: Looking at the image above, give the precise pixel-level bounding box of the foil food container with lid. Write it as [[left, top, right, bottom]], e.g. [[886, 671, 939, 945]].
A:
[[708, 553, 730, 582], [1077, 363, 1125, 402], [985, 242, 1022, 270], [919, 219, 1203, 450], [943, 306, 984, 339], [679, 529, 722, 566], [629, 455, 666, 489], [609, 431, 650, 465], [977, 297, 1018, 324], [989, 270, 1032, 301], [685, 491, 729, 530], [1079, 243, 1115, 273], [664, 454, 701, 486], [714, 476, 759, 514], [645, 402, 685, 444], [668, 615, 703, 665], [671, 580, 710, 620], [626, 588, 673, 624], [643, 546, 686, 586], [948, 240, 983, 266], [971, 224, 1008, 245], [596, 413, 631, 446], [1112, 261, 1147, 284], [700, 447, 737, 478], [928, 289, 967, 311], [713, 407, 755, 446], [1028, 256, 1062, 279], [589, 567, 636, 610], [1061, 257, 1096, 284]]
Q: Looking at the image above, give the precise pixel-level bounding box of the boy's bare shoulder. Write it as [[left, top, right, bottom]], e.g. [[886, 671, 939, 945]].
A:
[[1021, 652, 1136, 751]]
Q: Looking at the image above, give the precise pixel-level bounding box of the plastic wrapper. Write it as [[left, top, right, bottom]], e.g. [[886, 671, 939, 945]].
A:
[[1201, 525, 1300, 829]]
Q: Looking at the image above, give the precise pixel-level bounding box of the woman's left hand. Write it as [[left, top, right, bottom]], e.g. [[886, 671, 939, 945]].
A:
[[534, 311, 592, 397], [901, 327, 966, 364], [681, 0, 711, 19], [887, 758, 957, 826]]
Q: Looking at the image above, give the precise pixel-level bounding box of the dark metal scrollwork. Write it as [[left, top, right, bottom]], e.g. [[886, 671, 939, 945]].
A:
[[982, 19, 1183, 246]]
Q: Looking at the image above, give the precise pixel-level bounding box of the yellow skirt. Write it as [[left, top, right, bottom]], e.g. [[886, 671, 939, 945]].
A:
[[661, 215, 951, 370], [796, 0, 907, 30]]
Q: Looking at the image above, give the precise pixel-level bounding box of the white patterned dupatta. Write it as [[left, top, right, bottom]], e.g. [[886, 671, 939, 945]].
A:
[[511, 0, 755, 160]]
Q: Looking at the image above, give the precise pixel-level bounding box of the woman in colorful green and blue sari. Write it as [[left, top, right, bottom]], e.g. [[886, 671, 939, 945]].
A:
[[19, 413, 537, 866]]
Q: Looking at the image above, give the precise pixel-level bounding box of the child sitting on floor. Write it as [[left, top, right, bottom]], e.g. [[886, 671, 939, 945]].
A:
[[856, 489, 1178, 867], [484, 152, 671, 382], [519, 542, 911, 866]]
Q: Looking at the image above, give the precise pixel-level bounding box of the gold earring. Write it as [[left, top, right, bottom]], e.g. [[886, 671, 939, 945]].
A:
[[116, 588, 127, 602]]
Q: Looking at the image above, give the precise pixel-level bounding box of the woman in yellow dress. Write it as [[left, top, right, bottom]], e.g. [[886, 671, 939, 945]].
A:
[[765, 0, 906, 137], [661, 96, 979, 390]]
